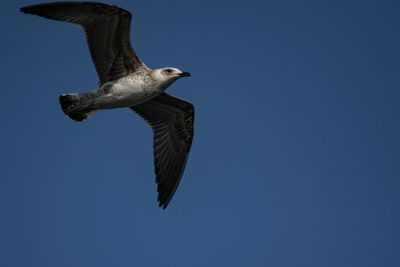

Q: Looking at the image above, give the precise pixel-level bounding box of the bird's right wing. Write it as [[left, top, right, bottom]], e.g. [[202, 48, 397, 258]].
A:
[[21, 2, 147, 85], [131, 93, 194, 209]]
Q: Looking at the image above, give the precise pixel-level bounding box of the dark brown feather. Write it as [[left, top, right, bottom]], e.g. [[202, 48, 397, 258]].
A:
[[20, 2, 146, 85], [131, 93, 194, 209]]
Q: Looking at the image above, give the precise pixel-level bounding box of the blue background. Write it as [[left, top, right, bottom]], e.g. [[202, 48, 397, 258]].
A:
[[1, 0, 400, 266]]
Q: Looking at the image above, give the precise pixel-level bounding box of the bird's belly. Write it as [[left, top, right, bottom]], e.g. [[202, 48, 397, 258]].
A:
[[93, 81, 160, 109]]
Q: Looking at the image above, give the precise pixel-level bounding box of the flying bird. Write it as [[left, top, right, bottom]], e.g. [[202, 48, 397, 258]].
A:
[[20, 2, 194, 209]]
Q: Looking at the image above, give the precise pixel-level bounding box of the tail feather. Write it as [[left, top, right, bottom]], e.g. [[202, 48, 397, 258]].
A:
[[59, 93, 98, 122]]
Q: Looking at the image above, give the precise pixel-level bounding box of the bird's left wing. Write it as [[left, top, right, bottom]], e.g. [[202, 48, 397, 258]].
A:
[[131, 93, 194, 209], [20, 2, 146, 85]]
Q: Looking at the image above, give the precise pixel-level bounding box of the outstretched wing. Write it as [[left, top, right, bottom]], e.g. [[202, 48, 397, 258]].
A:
[[21, 1, 146, 85], [131, 93, 194, 209]]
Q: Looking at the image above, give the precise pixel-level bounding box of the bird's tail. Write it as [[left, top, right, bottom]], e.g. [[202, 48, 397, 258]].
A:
[[59, 93, 99, 122]]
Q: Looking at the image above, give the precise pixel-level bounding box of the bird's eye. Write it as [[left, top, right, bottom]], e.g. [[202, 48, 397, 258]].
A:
[[165, 69, 172, 74]]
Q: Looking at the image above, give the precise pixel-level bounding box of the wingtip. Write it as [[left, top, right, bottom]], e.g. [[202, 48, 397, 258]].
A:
[[20, 6, 28, 13], [20, 5, 38, 15], [158, 201, 168, 210], [157, 198, 169, 209]]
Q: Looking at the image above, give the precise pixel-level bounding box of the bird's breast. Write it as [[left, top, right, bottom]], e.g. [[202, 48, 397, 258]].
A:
[[93, 76, 161, 109]]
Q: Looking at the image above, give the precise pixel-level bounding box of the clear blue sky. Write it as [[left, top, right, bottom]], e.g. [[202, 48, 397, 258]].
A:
[[1, 0, 399, 266]]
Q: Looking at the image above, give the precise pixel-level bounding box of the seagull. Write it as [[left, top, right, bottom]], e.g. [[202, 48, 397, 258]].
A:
[[20, 2, 194, 209]]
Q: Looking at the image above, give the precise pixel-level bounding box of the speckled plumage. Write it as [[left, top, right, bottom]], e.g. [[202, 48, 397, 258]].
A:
[[21, 1, 194, 209]]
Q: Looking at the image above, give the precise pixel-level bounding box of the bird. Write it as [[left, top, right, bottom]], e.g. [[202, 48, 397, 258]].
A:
[[20, 2, 194, 209]]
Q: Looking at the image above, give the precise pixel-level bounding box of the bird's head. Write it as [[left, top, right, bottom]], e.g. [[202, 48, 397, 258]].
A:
[[152, 67, 191, 89]]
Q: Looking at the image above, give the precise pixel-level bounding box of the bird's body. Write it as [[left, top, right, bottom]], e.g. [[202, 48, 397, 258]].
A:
[[21, 2, 194, 209], [94, 69, 156, 108], [81, 68, 158, 110]]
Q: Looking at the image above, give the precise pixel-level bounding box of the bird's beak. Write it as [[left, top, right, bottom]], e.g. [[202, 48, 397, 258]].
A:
[[179, 72, 191, 77]]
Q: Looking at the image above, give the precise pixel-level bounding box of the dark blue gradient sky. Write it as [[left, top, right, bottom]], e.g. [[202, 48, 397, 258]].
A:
[[1, 0, 400, 266]]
